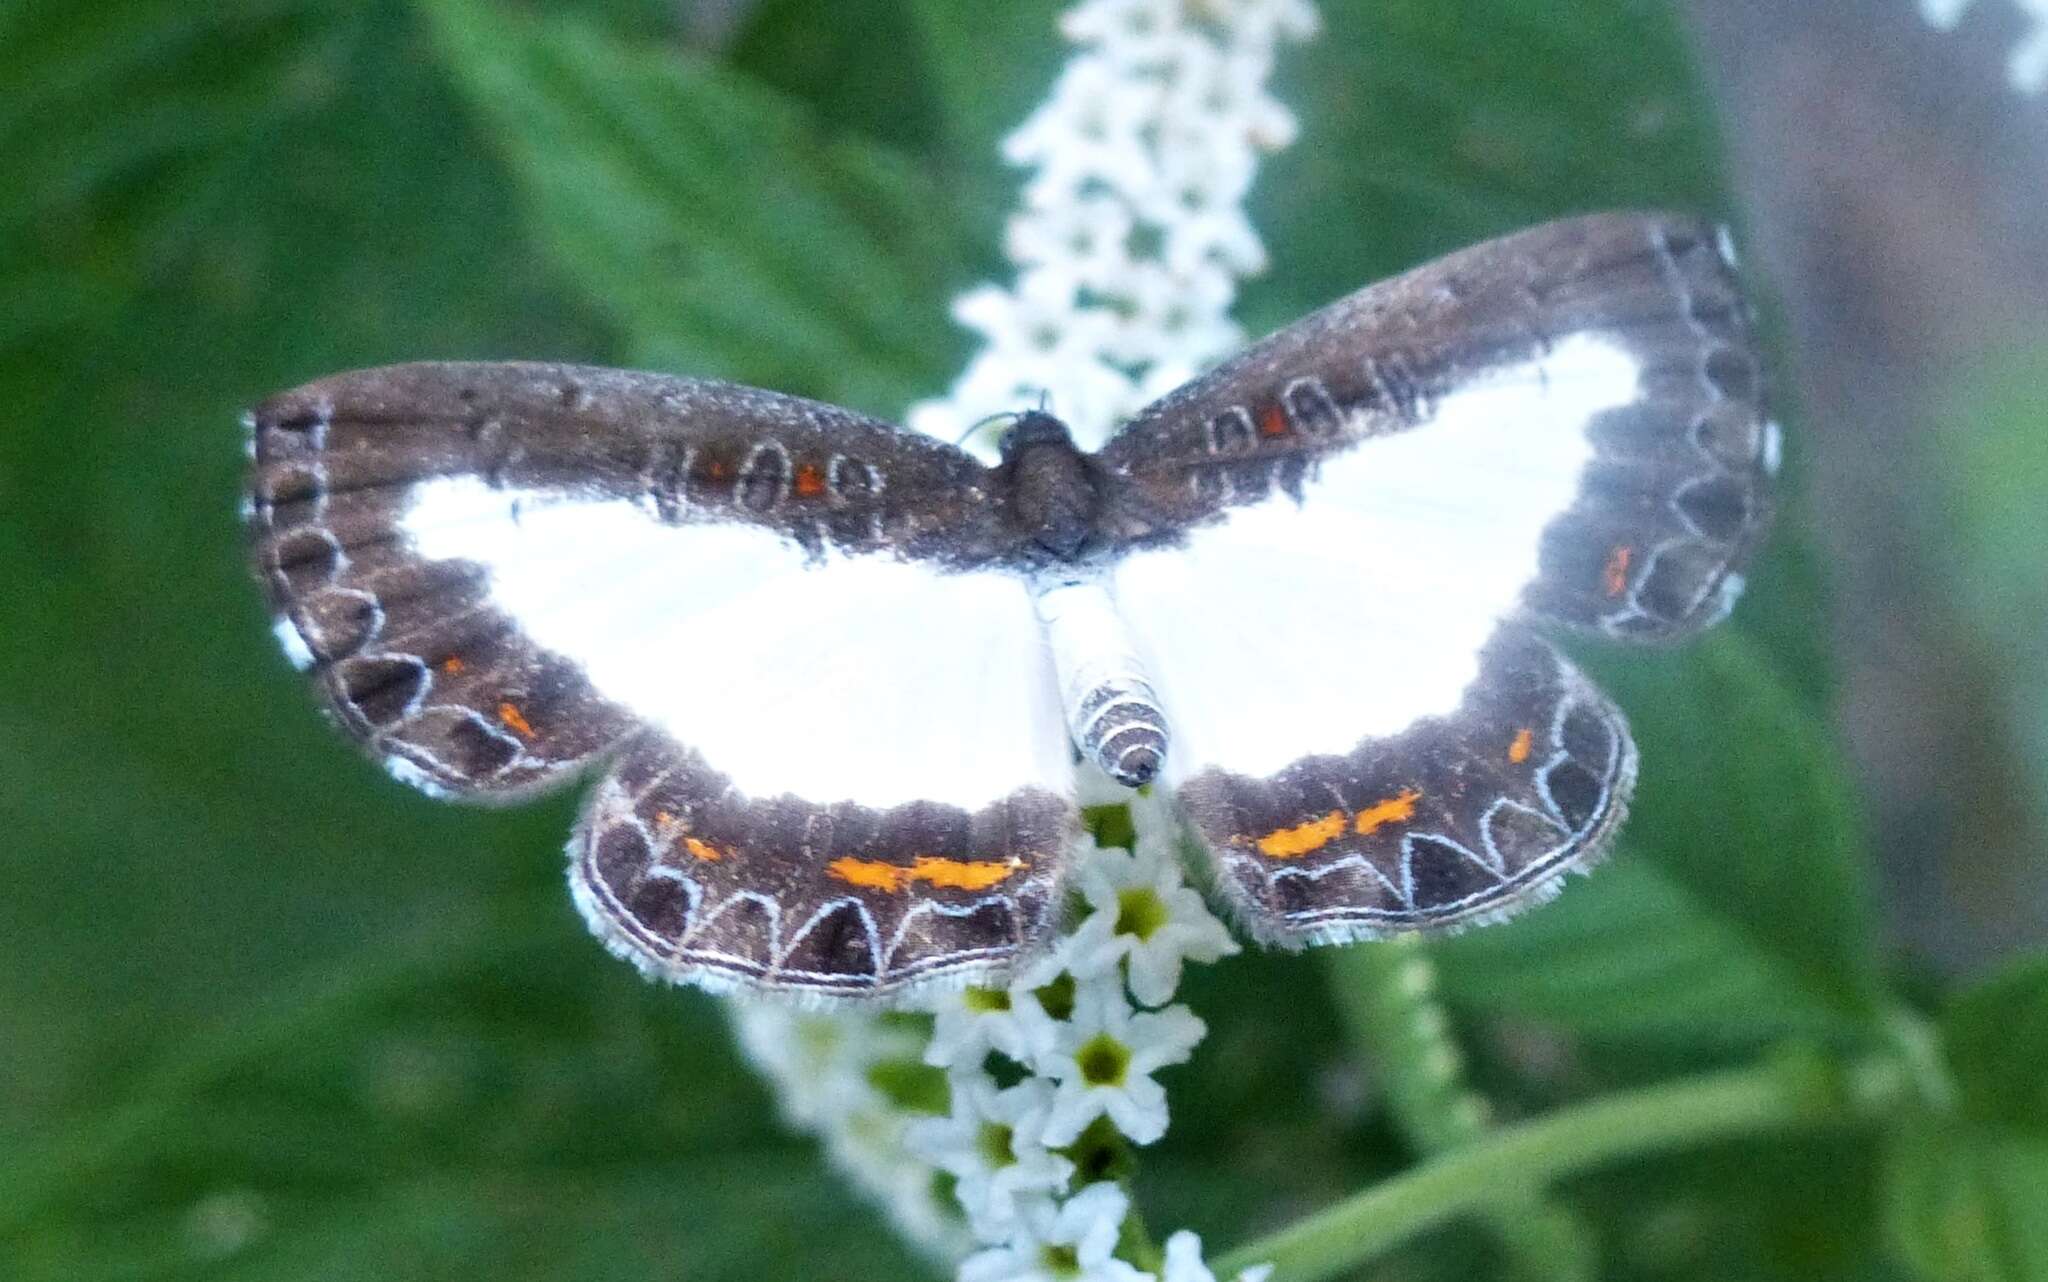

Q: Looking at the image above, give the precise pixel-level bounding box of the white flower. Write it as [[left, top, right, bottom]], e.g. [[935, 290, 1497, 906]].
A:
[[907, 0, 1313, 450], [1005, 56, 1160, 187], [1193, 0, 1322, 48], [728, 1003, 919, 1128], [923, 979, 1062, 1070], [1125, 783, 1188, 849], [726, 1003, 971, 1256], [959, 1182, 1149, 1282], [1095, 260, 1241, 373], [1917, 0, 2048, 93], [1039, 981, 1206, 1145], [954, 271, 1118, 369], [1161, 1230, 1274, 1282], [1062, 835, 1239, 1007], [826, 1112, 968, 1254], [907, 1076, 1076, 1239], [1061, 0, 1188, 70], [1006, 193, 1138, 288]]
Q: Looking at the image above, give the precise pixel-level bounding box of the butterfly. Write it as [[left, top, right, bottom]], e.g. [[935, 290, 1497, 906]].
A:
[[245, 211, 1774, 1002]]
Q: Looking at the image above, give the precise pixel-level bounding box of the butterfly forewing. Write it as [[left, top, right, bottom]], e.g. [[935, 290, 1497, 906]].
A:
[[247, 362, 1077, 997], [1098, 212, 1774, 640]]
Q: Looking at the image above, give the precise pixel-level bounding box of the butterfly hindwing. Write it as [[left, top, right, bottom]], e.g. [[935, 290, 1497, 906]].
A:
[[1174, 626, 1636, 943], [572, 731, 1072, 997]]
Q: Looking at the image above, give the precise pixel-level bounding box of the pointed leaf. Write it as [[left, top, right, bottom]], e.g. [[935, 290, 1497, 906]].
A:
[[420, 0, 981, 417]]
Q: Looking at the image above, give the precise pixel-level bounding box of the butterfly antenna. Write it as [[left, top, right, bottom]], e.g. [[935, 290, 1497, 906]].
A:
[[955, 410, 1021, 449]]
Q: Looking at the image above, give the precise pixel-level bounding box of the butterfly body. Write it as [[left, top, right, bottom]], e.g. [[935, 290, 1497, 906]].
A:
[[248, 212, 1775, 1001]]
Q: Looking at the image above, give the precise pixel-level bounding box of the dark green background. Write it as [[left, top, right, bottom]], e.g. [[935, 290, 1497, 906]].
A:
[[5, 2, 2044, 1279]]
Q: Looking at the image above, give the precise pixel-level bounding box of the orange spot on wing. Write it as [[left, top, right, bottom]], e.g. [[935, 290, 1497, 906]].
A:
[[1258, 404, 1289, 438], [441, 656, 465, 675], [793, 463, 826, 497], [826, 855, 1023, 894], [496, 701, 535, 740], [1509, 728, 1534, 765], [705, 458, 728, 480], [1602, 545, 1634, 597], [1354, 788, 1421, 836], [1255, 810, 1347, 858], [683, 836, 725, 862]]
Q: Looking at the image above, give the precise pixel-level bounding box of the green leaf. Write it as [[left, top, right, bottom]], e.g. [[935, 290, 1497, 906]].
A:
[[0, 0, 611, 1135], [900, 0, 1063, 168], [1591, 635, 1882, 997], [1881, 957, 2048, 1281], [0, 0, 354, 355], [1943, 345, 2048, 835], [1245, 0, 1732, 329], [419, 0, 982, 417], [1437, 633, 1883, 1041], [1885, 1121, 2048, 1282], [1, 905, 941, 1282], [727, 0, 949, 158], [1576, 1133, 1892, 1282], [1944, 955, 2048, 1135], [1435, 858, 1863, 1045]]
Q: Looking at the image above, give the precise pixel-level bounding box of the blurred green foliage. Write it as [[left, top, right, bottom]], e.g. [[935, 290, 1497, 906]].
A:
[[4, 1, 2045, 1280]]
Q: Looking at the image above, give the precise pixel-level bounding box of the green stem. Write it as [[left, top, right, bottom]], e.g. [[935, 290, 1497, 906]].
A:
[[1324, 940, 1595, 1280], [1213, 1049, 1901, 1282]]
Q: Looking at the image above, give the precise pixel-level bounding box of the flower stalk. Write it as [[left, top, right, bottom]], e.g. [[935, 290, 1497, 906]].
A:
[[1212, 1049, 1904, 1282]]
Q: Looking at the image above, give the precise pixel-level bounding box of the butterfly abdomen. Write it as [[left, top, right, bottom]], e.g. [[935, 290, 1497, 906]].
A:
[[1032, 575, 1168, 787]]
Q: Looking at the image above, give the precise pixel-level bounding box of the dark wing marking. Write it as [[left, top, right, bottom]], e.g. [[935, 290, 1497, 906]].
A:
[[571, 732, 1072, 999], [1094, 211, 1775, 642], [1176, 626, 1635, 944]]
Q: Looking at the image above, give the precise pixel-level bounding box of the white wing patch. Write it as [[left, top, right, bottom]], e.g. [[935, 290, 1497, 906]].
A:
[[1114, 333, 1641, 782], [398, 475, 1072, 810]]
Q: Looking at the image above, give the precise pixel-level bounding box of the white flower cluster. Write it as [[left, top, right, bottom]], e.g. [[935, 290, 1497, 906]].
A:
[[908, 786, 1254, 1282], [1919, 0, 2048, 93], [727, 1000, 973, 1258], [907, 0, 1320, 453]]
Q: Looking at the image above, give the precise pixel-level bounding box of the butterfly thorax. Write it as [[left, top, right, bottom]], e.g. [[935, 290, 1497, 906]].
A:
[[999, 411, 1101, 561]]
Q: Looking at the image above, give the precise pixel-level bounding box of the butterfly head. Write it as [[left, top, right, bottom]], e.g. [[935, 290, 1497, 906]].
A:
[[995, 409, 1077, 461], [998, 411, 1101, 561]]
